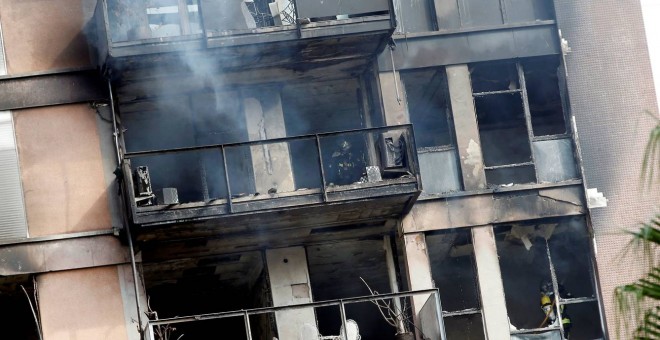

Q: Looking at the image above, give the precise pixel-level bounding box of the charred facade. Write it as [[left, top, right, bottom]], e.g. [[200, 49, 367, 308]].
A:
[[0, 0, 657, 339]]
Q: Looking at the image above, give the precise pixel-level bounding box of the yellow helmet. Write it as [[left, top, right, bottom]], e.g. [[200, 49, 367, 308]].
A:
[[541, 295, 552, 306]]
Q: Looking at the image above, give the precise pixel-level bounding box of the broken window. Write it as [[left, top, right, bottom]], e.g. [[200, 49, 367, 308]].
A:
[[401, 67, 461, 194], [144, 250, 272, 339], [282, 78, 367, 188], [307, 238, 401, 339], [395, 0, 434, 33], [494, 217, 604, 339], [122, 91, 254, 204], [471, 57, 577, 186], [0, 276, 41, 340], [427, 229, 485, 340]]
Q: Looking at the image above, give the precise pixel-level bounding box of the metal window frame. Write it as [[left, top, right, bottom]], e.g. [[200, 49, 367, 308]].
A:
[[472, 58, 573, 184], [399, 66, 458, 153]]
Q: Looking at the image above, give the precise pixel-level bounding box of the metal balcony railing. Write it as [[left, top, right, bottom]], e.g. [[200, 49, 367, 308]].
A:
[[146, 289, 446, 340], [122, 125, 420, 221]]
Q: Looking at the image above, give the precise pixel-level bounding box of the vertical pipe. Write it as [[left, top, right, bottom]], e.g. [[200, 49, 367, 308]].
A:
[[108, 79, 143, 335], [108, 80, 122, 166], [221, 145, 233, 213], [545, 239, 565, 338], [148, 323, 155, 340], [293, 0, 302, 38], [339, 300, 348, 340], [518, 63, 540, 182], [389, 45, 402, 104], [383, 235, 406, 333], [243, 311, 253, 340], [434, 291, 448, 340], [315, 135, 328, 202]]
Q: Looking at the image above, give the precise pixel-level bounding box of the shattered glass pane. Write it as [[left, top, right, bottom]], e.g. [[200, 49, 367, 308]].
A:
[[547, 217, 596, 299], [495, 220, 604, 335], [475, 93, 532, 166], [523, 58, 566, 136], [470, 62, 519, 93], [495, 224, 553, 330], [559, 301, 604, 339], [485, 165, 537, 186], [427, 229, 480, 311], [401, 68, 454, 148]]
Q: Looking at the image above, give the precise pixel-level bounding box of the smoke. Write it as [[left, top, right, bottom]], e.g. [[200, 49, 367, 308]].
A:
[[96, 0, 381, 203]]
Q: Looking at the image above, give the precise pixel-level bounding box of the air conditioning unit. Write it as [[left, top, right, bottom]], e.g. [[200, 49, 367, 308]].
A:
[[377, 133, 409, 177], [133, 166, 154, 206]]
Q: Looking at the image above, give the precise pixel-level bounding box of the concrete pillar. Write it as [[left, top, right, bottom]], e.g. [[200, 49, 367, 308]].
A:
[[266, 247, 316, 340], [402, 232, 434, 316], [243, 88, 295, 194], [446, 65, 487, 190], [379, 71, 409, 126], [472, 226, 510, 340]]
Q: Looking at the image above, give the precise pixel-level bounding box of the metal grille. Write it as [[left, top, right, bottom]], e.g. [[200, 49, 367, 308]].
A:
[[0, 19, 29, 240]]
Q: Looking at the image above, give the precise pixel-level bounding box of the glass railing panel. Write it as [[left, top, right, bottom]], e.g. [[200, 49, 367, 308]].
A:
[[296, 0, 390, 21], [107, 0, 203, 43], [200, 0, 297, 33]]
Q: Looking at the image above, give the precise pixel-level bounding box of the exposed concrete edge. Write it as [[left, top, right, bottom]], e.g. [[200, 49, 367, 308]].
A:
[[0, 229, 115, 246], [402, 184, 585, 233], [0, 234, 135, 276]]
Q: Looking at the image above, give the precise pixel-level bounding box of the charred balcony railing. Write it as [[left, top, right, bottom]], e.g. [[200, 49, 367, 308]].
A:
[[94, 0, 395, 69], [146, 289, 446, 340], [122, 125, 420, 226]]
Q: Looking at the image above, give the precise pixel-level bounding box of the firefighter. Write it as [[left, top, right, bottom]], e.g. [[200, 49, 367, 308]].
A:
[[540, 280, 572, 338], [328, 139, 365, 185]]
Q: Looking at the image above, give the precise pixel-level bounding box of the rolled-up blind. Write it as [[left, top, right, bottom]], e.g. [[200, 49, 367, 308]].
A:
[[0, 20, 28, 240]]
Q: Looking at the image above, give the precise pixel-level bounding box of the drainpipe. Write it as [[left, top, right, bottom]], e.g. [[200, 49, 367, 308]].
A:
[[108, 79, 144, 337]]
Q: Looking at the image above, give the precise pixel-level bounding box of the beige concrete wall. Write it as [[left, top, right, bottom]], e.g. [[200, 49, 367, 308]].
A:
[[401, 232, 433, 316], [244, 89, 295, 194], [0, 0, 93, 74], [38, 266, 129, 340], [13, 104, 112, 236]]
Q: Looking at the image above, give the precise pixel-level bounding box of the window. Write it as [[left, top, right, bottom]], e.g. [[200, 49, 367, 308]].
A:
[[401, 67, 461, 194], [470, 57, 578, 186], [427, 229, 485, 340], [495, 217, 604, 339]]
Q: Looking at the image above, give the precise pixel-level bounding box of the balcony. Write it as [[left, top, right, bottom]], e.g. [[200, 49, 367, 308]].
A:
[[122, 125, 420, 239], [145, 289, 444, 340], [93, 0, 395, 78]]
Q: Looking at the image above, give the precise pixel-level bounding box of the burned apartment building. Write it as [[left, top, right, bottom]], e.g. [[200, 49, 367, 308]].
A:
[[0, 0, 657, 339]]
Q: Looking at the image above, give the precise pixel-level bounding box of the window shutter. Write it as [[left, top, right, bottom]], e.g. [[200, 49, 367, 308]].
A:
[[0, 113, 27, 239], [0, 20, 28, 240]]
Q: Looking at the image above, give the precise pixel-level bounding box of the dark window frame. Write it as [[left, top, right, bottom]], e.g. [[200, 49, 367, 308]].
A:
[[471, 58, 574, 186]]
